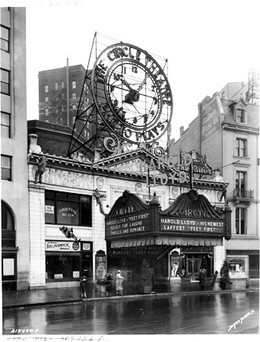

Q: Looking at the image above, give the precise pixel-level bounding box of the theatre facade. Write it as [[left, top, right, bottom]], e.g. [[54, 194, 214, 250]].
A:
[[27, 124, 229, 289]]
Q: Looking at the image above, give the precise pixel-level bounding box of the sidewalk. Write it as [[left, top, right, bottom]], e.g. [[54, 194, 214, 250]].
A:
[[2, 278, 259, 309]]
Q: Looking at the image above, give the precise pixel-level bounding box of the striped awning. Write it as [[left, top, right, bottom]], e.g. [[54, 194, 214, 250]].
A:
[[111, 236, 223, 248]]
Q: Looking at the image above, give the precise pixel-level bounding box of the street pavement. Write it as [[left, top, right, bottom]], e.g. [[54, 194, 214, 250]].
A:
[[2, 278, 259, 309], [2, 288, 259, 335]]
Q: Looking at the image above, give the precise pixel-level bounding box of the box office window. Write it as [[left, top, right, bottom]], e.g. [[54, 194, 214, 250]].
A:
[[45, 191, 92, 226]]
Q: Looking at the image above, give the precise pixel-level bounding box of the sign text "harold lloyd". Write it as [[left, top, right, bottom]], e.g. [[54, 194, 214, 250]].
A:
[[145, 153, 194, 185]]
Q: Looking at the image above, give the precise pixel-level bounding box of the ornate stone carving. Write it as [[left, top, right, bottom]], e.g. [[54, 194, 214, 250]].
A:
[[41, 168, 93, 189]]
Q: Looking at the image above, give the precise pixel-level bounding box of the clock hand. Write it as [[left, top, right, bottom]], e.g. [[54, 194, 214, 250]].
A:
[[120, 76, 135, 93], [137, 77, 146, 93]]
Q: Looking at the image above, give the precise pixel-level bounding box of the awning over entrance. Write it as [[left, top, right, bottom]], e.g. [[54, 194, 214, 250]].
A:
[[111, 236, 223, 248]]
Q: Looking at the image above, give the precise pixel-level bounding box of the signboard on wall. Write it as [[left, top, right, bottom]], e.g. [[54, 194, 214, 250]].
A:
[[201, 97, 221, 141], [45, 240, 81, 252], [106, 211, 151, 238], [160, 217, 224, 235]]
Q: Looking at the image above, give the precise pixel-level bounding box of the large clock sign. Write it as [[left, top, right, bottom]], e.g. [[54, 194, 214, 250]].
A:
[[91, 42, 173, 145]]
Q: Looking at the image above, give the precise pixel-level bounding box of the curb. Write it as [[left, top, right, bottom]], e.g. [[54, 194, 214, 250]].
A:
[[3, 288, 259, 310]]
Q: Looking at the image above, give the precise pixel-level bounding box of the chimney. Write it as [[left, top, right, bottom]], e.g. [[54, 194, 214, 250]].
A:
[[180, 126, 184, 135]]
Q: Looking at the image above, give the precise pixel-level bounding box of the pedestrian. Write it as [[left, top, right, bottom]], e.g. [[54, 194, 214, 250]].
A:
[[105, 273, 113, 297], [80, 274, 88, 299], [116, 270, 124, 295], [198, 268, 206, 290], [211, 271, 218, 288]]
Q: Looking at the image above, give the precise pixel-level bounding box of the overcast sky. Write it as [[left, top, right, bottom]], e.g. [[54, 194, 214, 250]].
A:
[[4, 0, 260, 140]]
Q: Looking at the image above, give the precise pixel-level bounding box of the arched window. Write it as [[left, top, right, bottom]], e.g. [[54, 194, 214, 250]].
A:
[[1, 201, 14, 230], [1, 201, 15, 249]]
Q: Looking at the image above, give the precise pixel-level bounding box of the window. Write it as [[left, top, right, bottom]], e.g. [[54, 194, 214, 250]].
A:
[[72, 81, 76, 89], [72, 93, 76, 100], [1, 112, 10, 138], [45, 191, 92, 226], [0, 25, 10, 52], [235, 138, 247, 157], [1, 201, 15, 249], [44, 85, 48, 93], [1, 201, 14, 230], [1, 155, 12, 180], [46, 254, 80, 282], [0, 68, 10, 95], [61, 82, 64, 88], [235, 207, 247, 234], [72, 104, 77, 111], [45, 108, 49, 116], [235, 171, 246, 196], [45, 96, 49, 103], [237, 109, 246, 123], [55, 82, 58, 90], [227, 256, 248, 278]]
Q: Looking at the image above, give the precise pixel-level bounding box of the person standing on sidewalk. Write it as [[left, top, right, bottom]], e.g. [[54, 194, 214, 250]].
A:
[[105, 273, 113, 297], [116, 270, 124, 296], [198, 268, 206, 291], [211, 271, 218, 289], [80, 274, 88, 299]]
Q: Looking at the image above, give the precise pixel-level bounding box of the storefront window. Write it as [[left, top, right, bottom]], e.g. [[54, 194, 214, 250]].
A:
[[227, 256, 248, 278], [45, 190, 92, 226], [46, 253, 80, 281], [57, 201, 79, 225]]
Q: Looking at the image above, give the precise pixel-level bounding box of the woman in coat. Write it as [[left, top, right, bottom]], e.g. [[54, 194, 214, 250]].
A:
[[115, 270, 124, 295]]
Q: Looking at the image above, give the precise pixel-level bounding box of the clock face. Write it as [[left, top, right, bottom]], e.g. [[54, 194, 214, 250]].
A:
[[91, 42, 173, 145]]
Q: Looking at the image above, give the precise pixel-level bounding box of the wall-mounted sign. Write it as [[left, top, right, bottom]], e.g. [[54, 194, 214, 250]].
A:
[[45, 205, 54, 214], [82, 242, 91, 251], [201, 97, 221, 141], [179, 151, 213, 176], [160, 217, 224, 235], [45, 240, 81, 252], [106, 212, 151, 237]]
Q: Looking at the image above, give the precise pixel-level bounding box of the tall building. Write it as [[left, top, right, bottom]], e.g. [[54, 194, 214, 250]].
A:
[[169, 76, 259, 279], [39, 63, 89, 130], [1, 7, 29, 290]]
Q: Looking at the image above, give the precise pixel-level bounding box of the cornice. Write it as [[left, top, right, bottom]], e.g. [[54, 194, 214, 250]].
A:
[[222, 122, 259, 135], [28, 152, 227, 189]]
